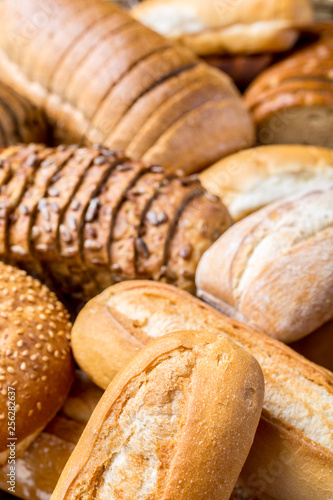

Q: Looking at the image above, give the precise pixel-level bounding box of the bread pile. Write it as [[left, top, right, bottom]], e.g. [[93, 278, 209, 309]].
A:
[[0, 0, 254, 174], [0, 143, 231, 303], [245, 24, 333, 146], [132, 0, 314, 87], [0, 82, 47, 146]]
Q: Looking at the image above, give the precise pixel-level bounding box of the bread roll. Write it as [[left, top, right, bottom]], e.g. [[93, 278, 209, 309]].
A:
[[200, 144, 333, 221], [52, 331, 264, 500], [0, 0, 254, 174], [71, 280, 333, 500], [132, 0, 313, 55], [196, 184, 333, 343], [0, 81, 47, 146], [0, 144, 231, 302], [245, 24, 333, 147], [0, 262, 73, 465]]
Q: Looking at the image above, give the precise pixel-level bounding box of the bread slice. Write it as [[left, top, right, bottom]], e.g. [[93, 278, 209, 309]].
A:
[[52, 331, 264, 500], [71, 280, 333, 500]]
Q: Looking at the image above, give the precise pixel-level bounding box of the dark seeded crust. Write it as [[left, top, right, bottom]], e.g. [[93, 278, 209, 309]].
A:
[[0, 145, 30, 187], [66, 22, 158, 118], [127, 74, 237, 158], [110, 166, 166, 280], [34, 0, 113, 90], [87, 44, 195, 144], [82, 161, 146, 285], [52, 11, 133, 97], [0, 145, 47, 259], [165, 192, 233, 292], [136, 177, 201, 280], [8, 147, 75, 261], [107, 64, 204, 151]]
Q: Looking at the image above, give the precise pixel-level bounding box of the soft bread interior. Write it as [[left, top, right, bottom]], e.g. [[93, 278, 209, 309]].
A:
[[104, 288, 333, 453]]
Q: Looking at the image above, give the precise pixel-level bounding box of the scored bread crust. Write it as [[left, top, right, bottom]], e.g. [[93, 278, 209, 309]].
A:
[[131, 0, 314, 55], [196, 185, 333, 343], [199, 144, 333, 221], [52, 331, 264, 500], [70, 280, 333, 500]]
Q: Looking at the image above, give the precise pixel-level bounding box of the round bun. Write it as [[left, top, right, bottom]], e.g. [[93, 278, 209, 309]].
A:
[[0, 263, 74, 464]]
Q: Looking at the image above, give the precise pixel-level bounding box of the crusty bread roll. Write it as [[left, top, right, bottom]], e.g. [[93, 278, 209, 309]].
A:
[[0, 262, 74, 465], [0, 81, 47, 146], [52, 331, 264, 500], [200, 144, 333, 221], [131, 0, 314, 55], [245, 24, 333, 147], [71, 280, 333, 500], [0, 144, 231, 302], [196, 184, 333, 343], [0, 0, 254, 174]]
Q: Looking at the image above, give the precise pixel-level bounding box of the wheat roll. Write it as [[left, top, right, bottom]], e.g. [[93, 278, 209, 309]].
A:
[[0, 262, 74, 465]]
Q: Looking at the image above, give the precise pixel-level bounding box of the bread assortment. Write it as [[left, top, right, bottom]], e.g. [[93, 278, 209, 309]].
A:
[[0, 262, 73, 465], [196, 185, 333, 343], [200, 144, 333, 221], [245, 24, 333, 147], [0, 143, 231, 303], [0, 0, 254, 174], [70, 280, 333, 500], [52, 331, 264, 500]]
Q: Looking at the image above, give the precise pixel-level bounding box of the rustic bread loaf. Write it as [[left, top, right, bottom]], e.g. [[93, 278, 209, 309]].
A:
[[196, 185, 333, 343], [0, 144, 231, 302], [0, 0, 254, 174], [71, 280, 333, 500], [200, 144, 333, 221], [131, 0, 314, 55], [52, 331, 264, 500], [0, 262, 74, 465], [245, 24, 333, 147], [0, 82, 47, 147]]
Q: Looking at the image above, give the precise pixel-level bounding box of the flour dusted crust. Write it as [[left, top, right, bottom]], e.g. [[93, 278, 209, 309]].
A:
[[52, 331, 264, 500]]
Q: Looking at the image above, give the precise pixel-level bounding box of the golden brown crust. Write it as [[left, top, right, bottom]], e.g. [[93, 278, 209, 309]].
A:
[[0, 262, 74, 464], [71, 280, 333, 500], [52, 331, 264, 500]]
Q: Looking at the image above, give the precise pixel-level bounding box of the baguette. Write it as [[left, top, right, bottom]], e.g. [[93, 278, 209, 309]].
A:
[[0, 144, 232, 302], [131, 0, 314, 55], [52, 331, 264, 500], [71, 280, 333, 500], [0, 262, 73, 465], [199, 144, 333, 221], [0, 0, 254, 175], [245, 24, 333, 147], [196, 185, 333, 343]]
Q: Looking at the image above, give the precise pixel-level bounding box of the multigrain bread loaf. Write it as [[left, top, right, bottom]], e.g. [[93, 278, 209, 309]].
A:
[[0, 0, 254, 174], [196, 185, 333, 343], [71, 280, 333, 500], [0, 262, 73, 465], [52, 331, 264, 500], [0, 144, 231, 302], [200, 144, 333, 221], [0, 82, 47, 146], [0, 371, 103, 500], [245, 24, 333, 147], [131, 0, 314, 55]]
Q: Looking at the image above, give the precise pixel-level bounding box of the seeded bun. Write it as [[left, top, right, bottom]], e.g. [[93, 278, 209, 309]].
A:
[[0, 262, 74, 465]]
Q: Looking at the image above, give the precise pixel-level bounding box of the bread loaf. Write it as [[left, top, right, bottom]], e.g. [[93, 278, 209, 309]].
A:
[[0, 262, 74, 465], [200, 144, 333, 221], [0, 0, 254, 174], [52, 331, 264, 500], [0, 144, 231, 303], [196, 185, 333, 343], [131, 0, 314, 55], [245, 24, 333, 147], [0, 82, 47, 147], [71, 280, 333, 500]]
